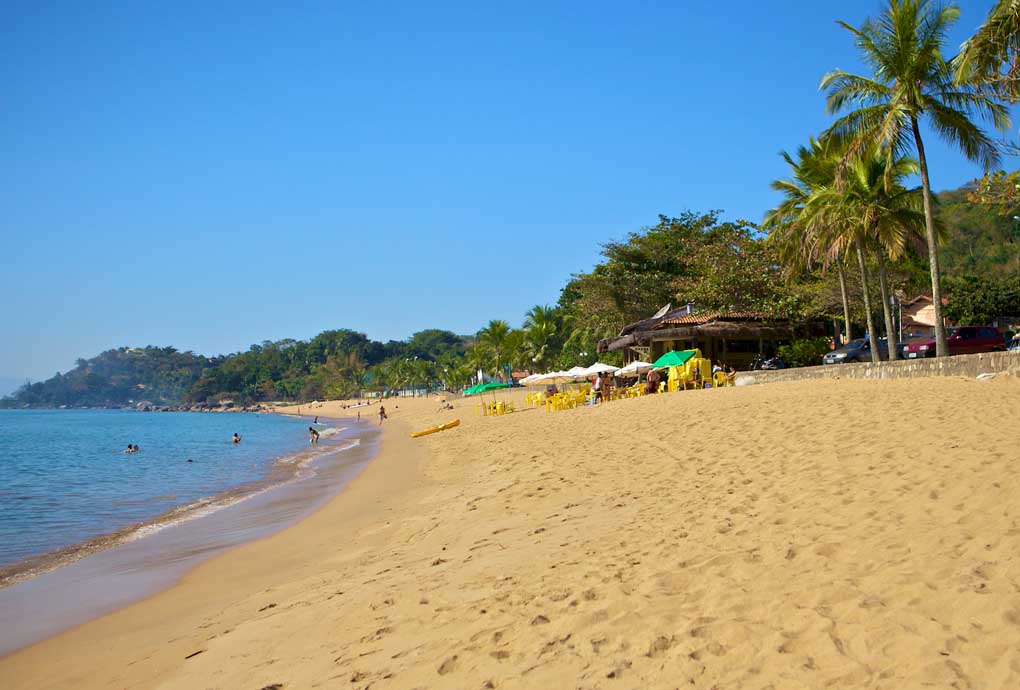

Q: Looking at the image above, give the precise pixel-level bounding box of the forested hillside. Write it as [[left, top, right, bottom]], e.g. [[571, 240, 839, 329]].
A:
[[935, 187, 1020, 277], [6, 347, 211, 408]]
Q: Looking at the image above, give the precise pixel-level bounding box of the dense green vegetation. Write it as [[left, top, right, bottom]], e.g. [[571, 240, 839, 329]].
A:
[[936, 188, 1020, 276]]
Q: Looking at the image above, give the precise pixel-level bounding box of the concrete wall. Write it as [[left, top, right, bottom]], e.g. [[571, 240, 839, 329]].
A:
[[736, 350, 1020, 386]]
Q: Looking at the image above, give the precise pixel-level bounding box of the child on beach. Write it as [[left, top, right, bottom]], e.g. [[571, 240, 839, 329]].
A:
[[378, 405, 387, 425]]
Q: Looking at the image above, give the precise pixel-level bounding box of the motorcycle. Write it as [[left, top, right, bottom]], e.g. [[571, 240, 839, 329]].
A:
[[751, 354, 786, 370]]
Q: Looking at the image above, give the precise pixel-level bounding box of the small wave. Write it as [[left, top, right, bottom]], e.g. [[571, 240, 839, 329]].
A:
[[126, 485, 277, 542], [317, 426, 346, 438]]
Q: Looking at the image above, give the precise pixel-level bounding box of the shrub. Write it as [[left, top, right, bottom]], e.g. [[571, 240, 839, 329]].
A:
[[777, 337, 831, 368]]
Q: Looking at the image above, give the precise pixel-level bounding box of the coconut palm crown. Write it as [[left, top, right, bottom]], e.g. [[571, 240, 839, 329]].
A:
[[955, 0, 1020, 101]]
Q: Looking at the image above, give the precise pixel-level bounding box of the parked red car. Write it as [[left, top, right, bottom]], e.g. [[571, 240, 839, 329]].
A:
[[902, 326, 1006, 358]]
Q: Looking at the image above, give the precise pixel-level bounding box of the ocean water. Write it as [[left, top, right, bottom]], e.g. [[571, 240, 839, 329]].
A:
[[0, 409, 318, 572]]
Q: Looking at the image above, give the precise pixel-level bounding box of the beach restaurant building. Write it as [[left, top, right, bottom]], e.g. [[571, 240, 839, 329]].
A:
[[598, 307, 822, 370]]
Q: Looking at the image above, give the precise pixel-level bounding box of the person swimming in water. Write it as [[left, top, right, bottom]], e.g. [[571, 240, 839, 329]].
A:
[[232, 433, 241, 444]]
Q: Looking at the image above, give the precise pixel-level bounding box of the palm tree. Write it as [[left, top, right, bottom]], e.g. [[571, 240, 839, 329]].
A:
[[523, 304, 558, 331], [477, 320, 511, 380], [464, 344, 488, 382], [807, 147, 928, 360], [955, 0, 1020, 102], [764, 137, 856, 343], [821, 0, 1010, 357], [524, 321, 556, 370], [523, 304, 559, 371]]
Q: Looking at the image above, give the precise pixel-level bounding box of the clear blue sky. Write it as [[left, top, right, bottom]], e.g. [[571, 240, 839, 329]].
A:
[[2, 0, 1016, 384]]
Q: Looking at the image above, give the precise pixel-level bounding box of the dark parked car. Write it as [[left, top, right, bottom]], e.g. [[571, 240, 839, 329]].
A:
[[902, 326, 1006, 358], [823, 338, 889, 364]]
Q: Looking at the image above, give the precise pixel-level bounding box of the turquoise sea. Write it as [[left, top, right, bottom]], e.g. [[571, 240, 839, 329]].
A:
[[0, 409, 317, 572]]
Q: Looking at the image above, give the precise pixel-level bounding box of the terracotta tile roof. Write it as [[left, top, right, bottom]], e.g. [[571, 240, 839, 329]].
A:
[[657, 310, 764, 327]]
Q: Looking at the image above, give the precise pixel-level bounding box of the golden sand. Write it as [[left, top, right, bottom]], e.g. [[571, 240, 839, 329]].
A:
[[3, 377, 1020, 689]]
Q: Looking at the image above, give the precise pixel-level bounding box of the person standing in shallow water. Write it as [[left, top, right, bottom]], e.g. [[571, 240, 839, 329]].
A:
[[232, 433, 241, 444], [308, 426, 320, 445]]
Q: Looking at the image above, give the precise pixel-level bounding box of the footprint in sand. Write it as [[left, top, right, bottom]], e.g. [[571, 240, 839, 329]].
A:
[[437, 655, 458, 675], [646, 635, 673, 658]]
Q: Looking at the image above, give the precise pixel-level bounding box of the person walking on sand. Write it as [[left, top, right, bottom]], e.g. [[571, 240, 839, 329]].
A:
[[308, 426, 320, 445], [378, 405, 387, 425]]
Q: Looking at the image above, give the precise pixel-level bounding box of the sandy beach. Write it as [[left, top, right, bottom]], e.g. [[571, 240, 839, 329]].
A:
[[3, 376, 1020, 688]]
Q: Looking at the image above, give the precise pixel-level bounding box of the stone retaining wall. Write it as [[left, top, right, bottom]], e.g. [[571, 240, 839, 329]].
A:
[[736, 350, 1020, 386]]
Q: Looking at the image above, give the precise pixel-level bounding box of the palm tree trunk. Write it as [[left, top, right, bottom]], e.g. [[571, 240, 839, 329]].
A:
[[911, 115, 949, 357], [836, 262, 852, 342], [855, 240, 881, 364], [874, 247, 899, 360]]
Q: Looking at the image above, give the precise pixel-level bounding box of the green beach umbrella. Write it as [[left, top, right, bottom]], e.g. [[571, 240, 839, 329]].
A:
[[651, 349, 698, 370], [475, 381, 510, 393]]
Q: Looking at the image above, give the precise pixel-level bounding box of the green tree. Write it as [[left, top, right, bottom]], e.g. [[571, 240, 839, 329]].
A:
[[523, 305, 560, 371], [477, 320, 512, 379], [821, 0, 1010, 356], [764, 137, 857, 342], [944, 274, 1020, 325], [807, 146, 928, 358]]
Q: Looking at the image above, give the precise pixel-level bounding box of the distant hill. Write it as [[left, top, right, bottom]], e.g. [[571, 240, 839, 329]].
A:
[[0, 329, 472, 409], [1, 347, 210, 409], [936, 186, 1020, 278]]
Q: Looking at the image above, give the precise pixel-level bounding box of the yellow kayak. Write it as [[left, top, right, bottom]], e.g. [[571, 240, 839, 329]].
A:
[[410, 419, 460, 438]]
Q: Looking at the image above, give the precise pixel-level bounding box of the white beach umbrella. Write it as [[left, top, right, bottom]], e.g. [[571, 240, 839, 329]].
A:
[[539, 371, 575, 385], [522, 372, 553, 386], [564, 366, 592, 382], [617, 360, 653, 377], [583, 362, 620, 376]]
